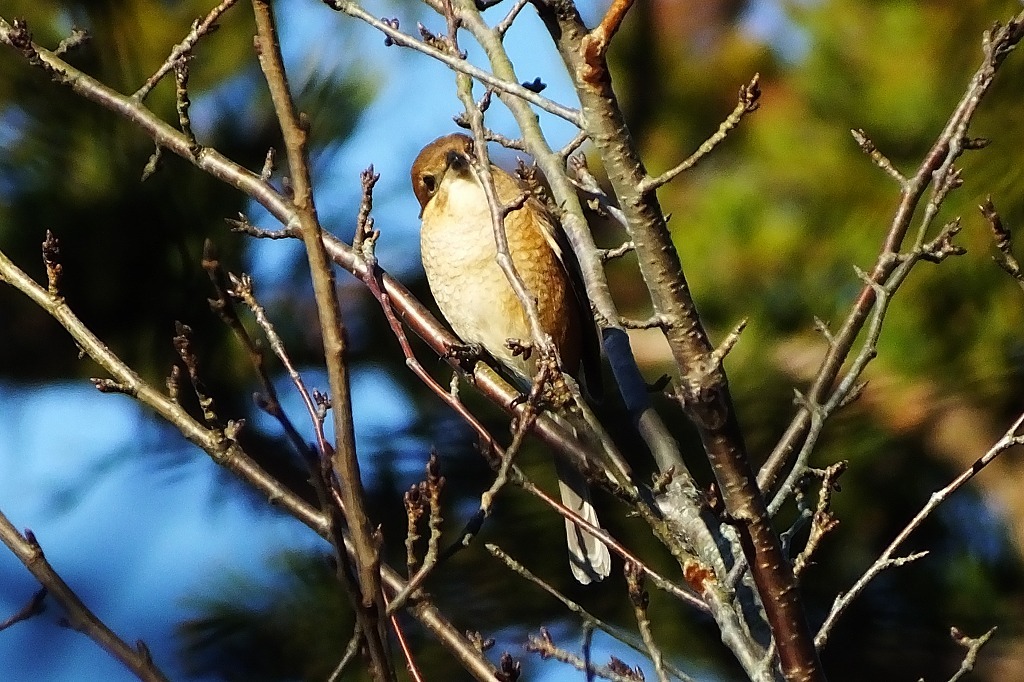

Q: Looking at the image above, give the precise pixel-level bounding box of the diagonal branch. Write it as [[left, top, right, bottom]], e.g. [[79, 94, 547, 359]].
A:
[[0, 12, 600, 500], [816, 412, 1024, 649], [320, 0, 584, 126], [0, 512, 170, 682], [529, 3, 821, 679], [0, 239, 500, 681]]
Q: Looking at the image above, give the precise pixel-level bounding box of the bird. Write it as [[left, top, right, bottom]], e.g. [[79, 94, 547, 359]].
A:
[[411, 132, 611, 584]]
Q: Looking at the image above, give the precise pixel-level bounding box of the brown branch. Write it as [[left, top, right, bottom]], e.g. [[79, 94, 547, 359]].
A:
[[0, 513, 170, 682], [947, 627, 997, 682], [625, 562, 669, 682], [326, 630, 363, 682], [390, 608, 425, 682], [764, 220, 966, 519], [792, 463, 846, 580], [226, 271, 332, 455], [850, 128, 907, 186], [0, 587, 47, 632], [981, 197, 1024, 293], [531, 3, 821, 678], [585, 0, 635, 61], [495, 0, 529, 38], [640, 74, 761, 192], [202, 246, 315, 462], [173, 56, 200, 155], [249, 3, 392, 679]]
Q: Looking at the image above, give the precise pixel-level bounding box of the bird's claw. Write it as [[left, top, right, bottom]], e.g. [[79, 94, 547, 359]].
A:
[[444, 341, 484, 365]]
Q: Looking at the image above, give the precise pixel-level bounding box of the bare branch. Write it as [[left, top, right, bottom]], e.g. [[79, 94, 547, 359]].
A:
[[641, 74, 762, 192], [816, 413, 1024, 649], [134, 0, 240, 100], [850, 128, 907, 186], [250, 2, 392, 678], [495, 0, 529, 38], [486, 544, 697, 682], [792, 463, 846, 579], [981, 196, 1024, 292], [526, 628, 647, 682], [173, 56, 201, 156], [319, 0, 584, 126], [946, 626, 997, 682], [0, 588, 47, 632], [0, 513, 170, 682], [761, 10, 1024, 495], [625, 562, 670, 682], [0, 239, 499, 680]]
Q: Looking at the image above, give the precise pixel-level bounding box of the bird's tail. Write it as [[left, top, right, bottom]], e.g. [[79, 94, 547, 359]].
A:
[[553, 432, 611, 584]]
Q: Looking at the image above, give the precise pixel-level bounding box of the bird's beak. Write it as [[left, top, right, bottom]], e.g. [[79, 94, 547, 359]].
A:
[[445, 149, 471, 176]]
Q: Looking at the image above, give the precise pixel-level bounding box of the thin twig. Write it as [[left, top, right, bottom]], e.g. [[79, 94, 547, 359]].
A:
[[134, 0, 240, 100], [815, 413, 1024, 649], [792, 462, 846, 580], [981, 197, 1024, 293], [766, 206, 968, 516], [326, 629, 362, 682], [0, 588, 47, 632], [201, 244, 315, 462], [320, 0, 584, 126], [760, 10, 1024, 495], [227, 271, 331, 456], [640, 74, 761, 192], [946, 626, 997, 682], [850, 128, 907, 186], [0, 242, 498, 680], [488, 545, 695, 681], [526, 628, 648, 682], [495, 0, 528, 38], [625, 562, 670, 682]]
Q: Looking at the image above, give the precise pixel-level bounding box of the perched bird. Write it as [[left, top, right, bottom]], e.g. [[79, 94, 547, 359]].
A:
[[411, 133, 611, 583]]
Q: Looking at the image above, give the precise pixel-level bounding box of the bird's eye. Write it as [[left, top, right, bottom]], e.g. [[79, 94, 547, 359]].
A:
[[421, 174, 437, 195]]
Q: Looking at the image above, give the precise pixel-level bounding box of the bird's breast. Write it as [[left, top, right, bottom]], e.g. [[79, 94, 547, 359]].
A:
[[419, 176, 579, 380]]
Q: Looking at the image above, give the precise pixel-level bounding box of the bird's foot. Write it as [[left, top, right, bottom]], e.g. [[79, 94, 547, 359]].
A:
[[444, 341, 484, 366]]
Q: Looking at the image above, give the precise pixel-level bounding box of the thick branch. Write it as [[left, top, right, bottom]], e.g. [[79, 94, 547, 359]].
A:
[[528, 3, 821, 680]]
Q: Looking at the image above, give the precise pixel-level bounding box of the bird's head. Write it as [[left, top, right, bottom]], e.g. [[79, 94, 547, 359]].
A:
[[411, 133, 475, 215]]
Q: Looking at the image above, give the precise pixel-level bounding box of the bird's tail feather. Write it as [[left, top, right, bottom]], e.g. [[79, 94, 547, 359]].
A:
[[554, 447, 611, 584]]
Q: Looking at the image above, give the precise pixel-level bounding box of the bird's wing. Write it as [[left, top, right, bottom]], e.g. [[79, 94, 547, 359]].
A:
[[528, 194, 606, 402]]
